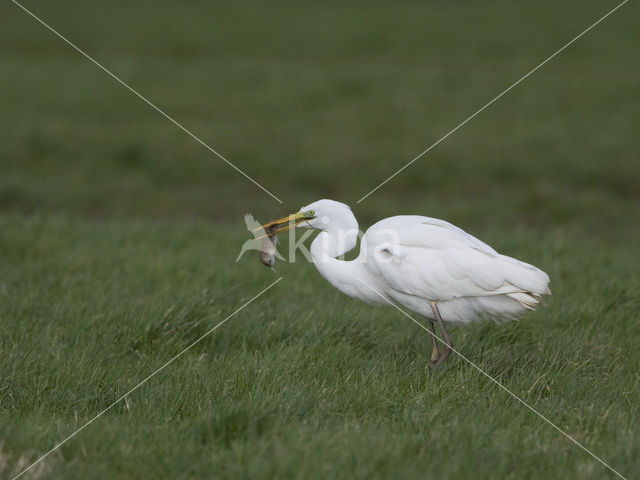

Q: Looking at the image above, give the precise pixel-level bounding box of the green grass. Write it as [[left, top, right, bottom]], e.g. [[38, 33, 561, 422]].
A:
[[1, 0, 639, 478]]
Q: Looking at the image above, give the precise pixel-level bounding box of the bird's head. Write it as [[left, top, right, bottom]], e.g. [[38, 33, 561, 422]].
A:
[[257, 199, 356, 236]]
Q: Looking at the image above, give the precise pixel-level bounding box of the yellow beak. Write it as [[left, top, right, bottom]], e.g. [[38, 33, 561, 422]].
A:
[[254, 212, 312, 238]]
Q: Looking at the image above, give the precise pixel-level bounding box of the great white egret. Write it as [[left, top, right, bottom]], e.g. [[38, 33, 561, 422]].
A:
[[259, 199, 550, 368]]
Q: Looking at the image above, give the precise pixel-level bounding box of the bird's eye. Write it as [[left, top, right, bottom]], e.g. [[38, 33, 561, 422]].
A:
[[308, 210, 315, 216]]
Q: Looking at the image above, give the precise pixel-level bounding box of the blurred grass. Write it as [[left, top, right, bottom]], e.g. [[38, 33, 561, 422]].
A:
[[1, 0, 639, 478]]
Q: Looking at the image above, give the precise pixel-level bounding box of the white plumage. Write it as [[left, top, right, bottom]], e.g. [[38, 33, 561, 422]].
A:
[[360, 215, 550, 325], [262, 199, 551, 368]]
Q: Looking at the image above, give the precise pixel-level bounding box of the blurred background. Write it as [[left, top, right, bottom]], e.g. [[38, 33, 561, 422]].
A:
[[2, 0, 637, 229], [1, 1, 639, 478]]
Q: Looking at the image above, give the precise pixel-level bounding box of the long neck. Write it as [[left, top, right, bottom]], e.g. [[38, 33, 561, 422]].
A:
[[310, 223, 364, 299]]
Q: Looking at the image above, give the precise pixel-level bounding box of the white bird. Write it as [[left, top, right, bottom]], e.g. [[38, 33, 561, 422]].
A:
[[259, 199, 551, 368]]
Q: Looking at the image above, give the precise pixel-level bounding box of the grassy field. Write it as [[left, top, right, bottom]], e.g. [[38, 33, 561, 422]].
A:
[[1, 0, 639, 478]]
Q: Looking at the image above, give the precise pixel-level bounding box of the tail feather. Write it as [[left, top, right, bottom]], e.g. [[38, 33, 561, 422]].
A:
[[506, 291, 544, 310]]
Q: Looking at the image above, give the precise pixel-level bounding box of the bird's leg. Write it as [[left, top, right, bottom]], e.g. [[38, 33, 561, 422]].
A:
[[430, 301, 453, 369], [428, 320, 440, 369]]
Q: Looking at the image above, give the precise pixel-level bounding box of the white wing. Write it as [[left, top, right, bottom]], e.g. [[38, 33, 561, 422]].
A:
[[361, 216, 550, 304]]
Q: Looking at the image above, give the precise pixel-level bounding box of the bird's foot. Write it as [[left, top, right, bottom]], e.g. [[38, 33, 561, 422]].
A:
[[428, 353, 440, 369], [431, 347, 452, 370], [428, 339, 440, 369]]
